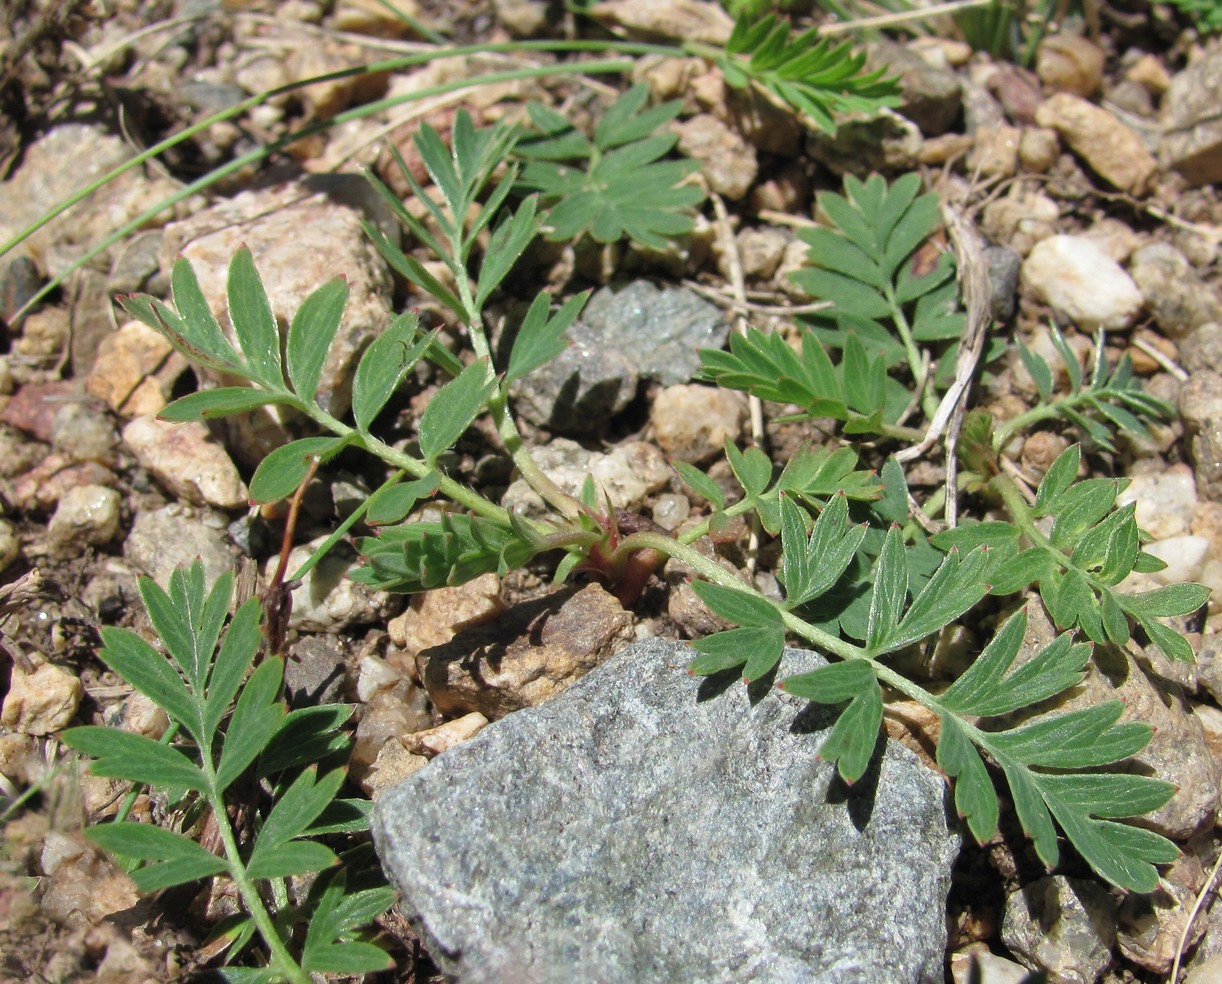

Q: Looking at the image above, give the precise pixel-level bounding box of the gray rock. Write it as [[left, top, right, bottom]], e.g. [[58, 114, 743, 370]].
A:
[[1130, 243, 1222, 340], [584, 279, 728, 384], [1178, 323, 1222, 376], [285, 636, 348, 707], [1179, 371, 1222, 502], [1001, 876, 1115, 983], [808, 109, 924, 176], [984, 244, 1021, 321], [1161, 47, 1222, 187], [373, 638, 959, 983], [509, 324, 639, 434], [124, 504, 236, 589], [512, 281, 728, 434], [867, 40, 962, 136], [50, 402, 118, 463]]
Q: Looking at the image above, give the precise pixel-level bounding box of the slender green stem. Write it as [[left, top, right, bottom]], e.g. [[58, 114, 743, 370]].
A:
[[675, 496, 760, 545], [992, 391, 1098, 453], [883, 283, 940, 421], [991, 473, 1050, 549], [449, 197, 585, 522], [289, 473, 396, 583], [197, 761, 309, 982], [613, 530, 1003, 765]]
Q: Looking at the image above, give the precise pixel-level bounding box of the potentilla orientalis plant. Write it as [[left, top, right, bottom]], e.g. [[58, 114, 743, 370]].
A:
[[25, 8, 1207, 981]]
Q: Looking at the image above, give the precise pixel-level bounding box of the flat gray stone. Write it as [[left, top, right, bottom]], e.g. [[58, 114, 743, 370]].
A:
[[373, 638, 959, 983], [510, 281, 730, 434]]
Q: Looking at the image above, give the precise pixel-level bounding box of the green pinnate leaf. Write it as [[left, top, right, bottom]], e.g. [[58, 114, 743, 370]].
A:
[[1139, 616, 1199, 663], [158, 388, 291, 423], [287, 277, 349, 403], [258, 705, 355, 778], [725, 442, 772, 500], [475, 197, 541, 309], [1045, 782, 1177, 893], [351, 313, 429, 434], [673, 461, 726, 510], [936, 715, 998, 845], [719, 15, 900, 134], [203, 598, 263, 738], [779, 660, 882, 783], [244, 841, 338, 881], [62, 727, 206, 791], [226, 247, 282, 389], [1018, 343, 1053, 402], [866, 526, 907, 652], [933, 606, 1178, 890], [354, 513, 531, 592], [1048, 478, 1126, 548], [504, 289, 589, 385], [779, 493, 866, 609], [249, 436, 346, 505], [689, 625, 785, 680], [365, 473, 441, 526], [1120, 583, 1211, 620], [516, 85, 704, 249], [881, 546, 989, 653], [1034, 444, 1081, 513], [215, 657, 286, 794], [418, 358, 497, 465], [139, 564, 216, 693], [249, 768, 346, 862], [301, 872, 396, 973], [690, 578, 783, 629], [92, 626, 198, 738], [119, 258, 241, 374], [86, 822, 228, 892], [698, 326, 849, 422], [778, 445, 881, 503]]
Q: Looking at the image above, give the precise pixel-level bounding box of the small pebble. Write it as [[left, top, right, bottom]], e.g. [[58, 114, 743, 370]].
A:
[[1021, 235, 1143, 331], [123, 415, 248, 510], [0, 519, 19, 573], [650, 384, 746, 465], [1, 655, 84, 735], [50, 402, 118, 462], [47, 485, 122, 557], [1036, 34, 1105, 97]]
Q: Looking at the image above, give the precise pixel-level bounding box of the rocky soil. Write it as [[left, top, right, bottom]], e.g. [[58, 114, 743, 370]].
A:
[[3, 0, 1222, 981]]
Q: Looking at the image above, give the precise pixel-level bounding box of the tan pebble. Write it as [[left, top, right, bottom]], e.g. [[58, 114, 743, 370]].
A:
[[1036, 34, 1105, 97]]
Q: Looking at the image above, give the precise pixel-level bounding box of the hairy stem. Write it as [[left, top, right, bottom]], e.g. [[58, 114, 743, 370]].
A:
[[199, 766, 309, 983]]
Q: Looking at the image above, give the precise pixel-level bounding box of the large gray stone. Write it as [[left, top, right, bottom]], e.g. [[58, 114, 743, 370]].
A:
[[373, 638, 959, 983], [510, 280, 729, 434]]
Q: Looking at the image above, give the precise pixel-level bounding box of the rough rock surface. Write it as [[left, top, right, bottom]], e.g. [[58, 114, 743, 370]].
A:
[[1160, 46, 1222, 187], [375, 638, 959, 983], [417, 582, 635, 719], [122, 415, 248, 510], [501, 438, 671, 517], [511, 280, 729, 433], [1034, 93, 1156, 194], [1001, 876, 1116, 983]]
